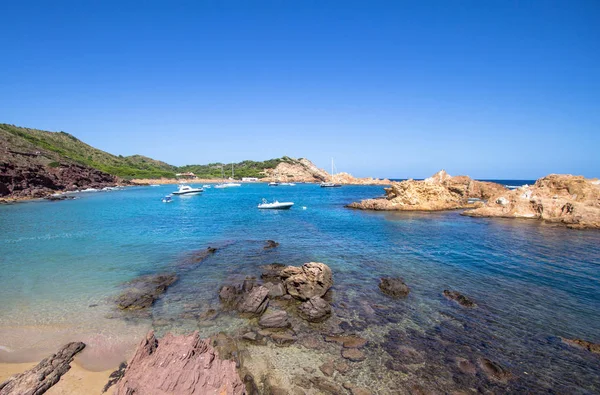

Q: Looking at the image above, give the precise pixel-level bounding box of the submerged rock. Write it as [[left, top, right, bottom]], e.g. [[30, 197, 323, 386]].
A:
[[324, 335, 368, 348], [341, 348, 366, 362], [561, 337, 600, 355], [478, 358, 512, 382], [443, 290, 477, 308], [260, 263, 287, 282], [284, 262, 333, 300], [116, 273, 177, 310], [379, 277, 410, 298], [297, 297, 332, 322], [259, 310, 291, 329], [113, 331, 245, 394], [236, 285, 270, 315], [0, 342, 85, 394], [264, 240, 280, 250]]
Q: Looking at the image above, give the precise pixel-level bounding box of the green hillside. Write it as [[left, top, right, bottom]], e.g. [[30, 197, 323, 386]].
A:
[[0, 124, 176, 179], [179, 157, 296, 179]]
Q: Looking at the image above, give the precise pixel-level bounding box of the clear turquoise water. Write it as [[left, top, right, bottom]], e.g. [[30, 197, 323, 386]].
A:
[[1, 184, 599, 392]]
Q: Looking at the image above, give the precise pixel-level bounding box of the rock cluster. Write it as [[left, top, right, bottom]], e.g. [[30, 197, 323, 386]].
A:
[[116, 273, 177, 310], [0, 342, 85, 394], [112, 331, 245, 395], [463, 174, 600, 229], [348, 170, 506, 211]]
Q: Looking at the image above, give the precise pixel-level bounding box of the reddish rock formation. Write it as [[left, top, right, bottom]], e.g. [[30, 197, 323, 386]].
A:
[[348, 170, 506, 211], [113, 331, 245, 395], [463, 174, 600, 229], [282, 262, 333, 301]]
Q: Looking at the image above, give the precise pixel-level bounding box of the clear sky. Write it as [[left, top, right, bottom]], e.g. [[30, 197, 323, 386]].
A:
[[1, 1, 598, 179]]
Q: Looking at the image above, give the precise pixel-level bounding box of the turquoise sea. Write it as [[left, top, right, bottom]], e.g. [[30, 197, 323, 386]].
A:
[[1, 183, 599, 393]]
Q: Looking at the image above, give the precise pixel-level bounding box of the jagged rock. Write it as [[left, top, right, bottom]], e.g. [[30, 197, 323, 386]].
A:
[[379, 277, 410, 298], [561, 337, 600, 354], [341, 348, 366, 362], [297, 297, 332, 322], [0, 342, 85, 395], [219, 285, 239, 304], [464, 174, 600, 229], [116, 273, 177, 310], [478, 358, 512, 382], [348, 170, 507, 211], [324, 335, 368, 348], [102, 362, 127, 393], [259, 310, 290, 329], [260, 263, 288, 282], [263, 281, 285, 298], [236, 285, 269, 315], [113, 331, 244, 394], [443, 290, 477, 308], [264, 240, 279, 250], [284, 262, 333, 301]]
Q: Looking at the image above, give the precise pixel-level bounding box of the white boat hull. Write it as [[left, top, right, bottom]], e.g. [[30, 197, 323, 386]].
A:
[[258, 202, 294, 210]]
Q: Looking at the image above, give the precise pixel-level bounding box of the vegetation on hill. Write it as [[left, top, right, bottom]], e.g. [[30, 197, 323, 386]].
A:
[[0, 124, 176, 179], [1, 124, 300, 180]]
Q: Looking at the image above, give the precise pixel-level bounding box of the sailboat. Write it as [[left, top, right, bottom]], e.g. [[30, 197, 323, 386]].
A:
[[320, 158, 342, 188], [215, 164, 241, 188]]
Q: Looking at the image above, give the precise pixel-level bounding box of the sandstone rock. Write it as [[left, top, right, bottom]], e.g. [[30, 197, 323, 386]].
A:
[[284, 262, 333, 300], [116, 273, 177, 310], [464, 174, 600, 229], [0, 342, 85, 395], [237, 285, 269, 315], [443, 290, 477, 308], [324, 335, 368, 348], [348, 170, 507, 211], [478, 358, 512, 382], [561, 337, 600, 354], [319, 360, 335, 376], [264, 240, 279, 250], [113, 331, 244, 394], [341, 348, 366, 362], [263, 281, 285, 298], [259, 310, 290, 329], [297, 297, 332, 322], [379, 277, 410, 298]]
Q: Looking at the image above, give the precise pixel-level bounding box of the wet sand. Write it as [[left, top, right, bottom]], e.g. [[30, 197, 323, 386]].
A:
[[0, 361, 113, 394]]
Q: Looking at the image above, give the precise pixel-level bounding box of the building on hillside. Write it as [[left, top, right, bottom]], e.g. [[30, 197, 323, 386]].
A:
[[176, 172, 196, 179]]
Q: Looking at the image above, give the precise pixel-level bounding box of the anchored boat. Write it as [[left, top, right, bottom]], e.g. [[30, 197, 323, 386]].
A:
[[172, 184, 203, 195], [257, 198, 294, 210]]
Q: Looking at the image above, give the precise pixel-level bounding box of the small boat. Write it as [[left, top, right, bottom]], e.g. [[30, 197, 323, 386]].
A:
[[280, 182, 296, 186], [268, 182, 279, 186], [149, 184, 160, 187], [172, 184, 203, 195], [215, 165, 242, 188], [162, 195, 173, 203], [202, 185, 211, 189], [257, 198, 294, 210], [320, 158, 342, 188]]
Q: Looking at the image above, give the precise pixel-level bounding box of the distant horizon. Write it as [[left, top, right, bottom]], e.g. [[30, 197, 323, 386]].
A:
[[1, 2, 598, 180]]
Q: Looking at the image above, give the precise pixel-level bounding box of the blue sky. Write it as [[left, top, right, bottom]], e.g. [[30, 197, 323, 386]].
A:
[[1, 1, 598, 179]]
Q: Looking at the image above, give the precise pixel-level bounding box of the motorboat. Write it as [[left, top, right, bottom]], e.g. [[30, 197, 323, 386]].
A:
[[268, 182, 279, 186], [150, 184, 160, 187], [280, 182, 296, 186], [172, 184, 203, 195], [257, 198, 294, 210], [162, 195, 173, 203], [202, 185, 211, 189]]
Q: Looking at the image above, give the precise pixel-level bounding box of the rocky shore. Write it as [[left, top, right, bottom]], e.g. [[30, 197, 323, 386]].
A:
[[463, 174, 600, 229], [347, 170, 506, 211]]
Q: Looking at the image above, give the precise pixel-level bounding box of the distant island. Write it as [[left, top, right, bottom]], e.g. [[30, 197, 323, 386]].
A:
[[0, 123, 389, 200]]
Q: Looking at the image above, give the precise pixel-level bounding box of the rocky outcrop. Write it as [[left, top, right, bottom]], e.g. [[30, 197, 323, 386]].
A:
[[219, 279, 270, 316], [379, 277, 410, 298], [443, 290, 477, 308], [282, 262, 333, 301], [259, 310, 291, 328], [113, 331, 245, 395], [463, 174, 600, 229], [116, 273, 177, 310], [561, 337, 600, 355], [0, 342, 85, 395], [348, 170, 507, 211], [297, 297, 332, 322]]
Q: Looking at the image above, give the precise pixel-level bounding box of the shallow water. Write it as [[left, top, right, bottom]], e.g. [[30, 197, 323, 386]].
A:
[[1, 184, 599, 392]]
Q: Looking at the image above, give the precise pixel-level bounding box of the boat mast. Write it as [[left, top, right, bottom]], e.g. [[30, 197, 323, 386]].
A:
[[231, 163, 234, 179]]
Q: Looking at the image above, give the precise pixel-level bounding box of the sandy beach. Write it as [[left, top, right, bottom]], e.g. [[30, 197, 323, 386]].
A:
[[0, 361, 112, 394]]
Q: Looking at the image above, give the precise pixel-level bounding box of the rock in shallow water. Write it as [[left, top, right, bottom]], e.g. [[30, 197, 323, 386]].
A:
[[379, 277, 410, 298], [116, 273, 177, 310], [237, 285, 270, 315], [478, 358, 512, 382], [284, 262, 333, 301], [341, 348, 366, 362], [443, 290, 477, 308], [0, 342, 85, 395], [259, 310, 290, 329], [561, 337, 600, 355], [297, 296, 332, 322]]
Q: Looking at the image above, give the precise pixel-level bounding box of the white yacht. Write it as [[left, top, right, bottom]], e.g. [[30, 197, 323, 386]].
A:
[[320, 158, 342, 188], [215, 164, 242, 188], [280, 182, 296, 186], [257, 198, 294, 210], [268, 182, 280, 186], [172, 184, 203, 195]]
